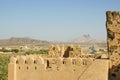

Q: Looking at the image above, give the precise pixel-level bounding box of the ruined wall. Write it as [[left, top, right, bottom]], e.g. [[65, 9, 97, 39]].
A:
[[8, 55, 94, 80], [106, 11, 120, 80], [48, 44, 84, 58]]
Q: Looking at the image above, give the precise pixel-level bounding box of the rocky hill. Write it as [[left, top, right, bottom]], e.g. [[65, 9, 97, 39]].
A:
[[69, 34, 106, 43], [0, 37, 50, 47]]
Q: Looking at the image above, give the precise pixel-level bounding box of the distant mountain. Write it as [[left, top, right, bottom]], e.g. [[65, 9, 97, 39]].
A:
[[0, 37, 50, 46], [69, 34, 106, 43]]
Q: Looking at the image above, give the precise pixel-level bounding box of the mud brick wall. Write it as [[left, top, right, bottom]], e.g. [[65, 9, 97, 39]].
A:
[[106, 11, 120, 80]]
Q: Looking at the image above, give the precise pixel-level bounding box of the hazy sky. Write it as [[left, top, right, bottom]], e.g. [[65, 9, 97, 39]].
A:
[[0, 0, 120, 41]]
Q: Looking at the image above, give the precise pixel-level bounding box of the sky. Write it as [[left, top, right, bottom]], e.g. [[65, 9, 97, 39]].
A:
[[0, 0, 120, 41]]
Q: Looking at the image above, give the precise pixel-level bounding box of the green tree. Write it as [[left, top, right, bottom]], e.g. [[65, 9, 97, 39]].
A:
[[11, 49, 19, 53]]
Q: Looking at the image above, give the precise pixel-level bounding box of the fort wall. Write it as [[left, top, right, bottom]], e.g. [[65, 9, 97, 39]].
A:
[[8, 55, 94, 80], [106, 11, 120, 80]]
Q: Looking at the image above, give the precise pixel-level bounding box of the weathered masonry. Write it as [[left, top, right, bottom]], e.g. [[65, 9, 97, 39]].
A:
[[8, 55, 93, 80], [8, 45, 95, 80], [106, 11, 120, 80]]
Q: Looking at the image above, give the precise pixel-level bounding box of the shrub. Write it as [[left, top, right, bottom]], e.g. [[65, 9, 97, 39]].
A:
[[26, 49, 48, 55], [11, 49, 19, 53], [0, 56, 10, 80], [0, 48, 11, 52]]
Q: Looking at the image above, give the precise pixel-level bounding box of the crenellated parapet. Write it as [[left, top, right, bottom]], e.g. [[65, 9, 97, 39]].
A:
[[10, 55, 44, 65], [9, 54, 95, 80], [12, 55, 94, 71]]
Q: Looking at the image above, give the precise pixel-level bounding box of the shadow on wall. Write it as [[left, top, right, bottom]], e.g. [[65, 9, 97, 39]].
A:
[[109, 64, 120, 80], [63, 46, 71, 58]]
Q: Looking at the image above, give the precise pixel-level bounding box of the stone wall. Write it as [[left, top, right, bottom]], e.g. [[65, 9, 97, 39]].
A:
[[106, 11, 120, 80], [48, 44, 92, 58], [8, 55, 94, 80]]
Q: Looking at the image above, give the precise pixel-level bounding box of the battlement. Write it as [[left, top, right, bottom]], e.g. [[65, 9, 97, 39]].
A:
[[10, 55, 44, 65], [8, 55, 94, 80], [10, 55, 94, 68]]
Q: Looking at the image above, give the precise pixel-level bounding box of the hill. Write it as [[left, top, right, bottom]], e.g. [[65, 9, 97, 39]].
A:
[[69, 34, 106, 43], [0, 37, 49, 47]]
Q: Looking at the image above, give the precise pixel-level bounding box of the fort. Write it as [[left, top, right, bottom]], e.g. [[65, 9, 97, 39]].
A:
[[8, 11, 120, 80], [8, 45, 95, 80]]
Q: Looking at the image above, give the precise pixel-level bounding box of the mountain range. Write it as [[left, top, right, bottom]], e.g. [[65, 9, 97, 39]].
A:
[[69, 34, 106, 43], [0, 35, 106, 47]]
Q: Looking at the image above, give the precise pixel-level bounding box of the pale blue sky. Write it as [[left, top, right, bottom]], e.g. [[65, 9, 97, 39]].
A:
[[0, 0, 120, 41]]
